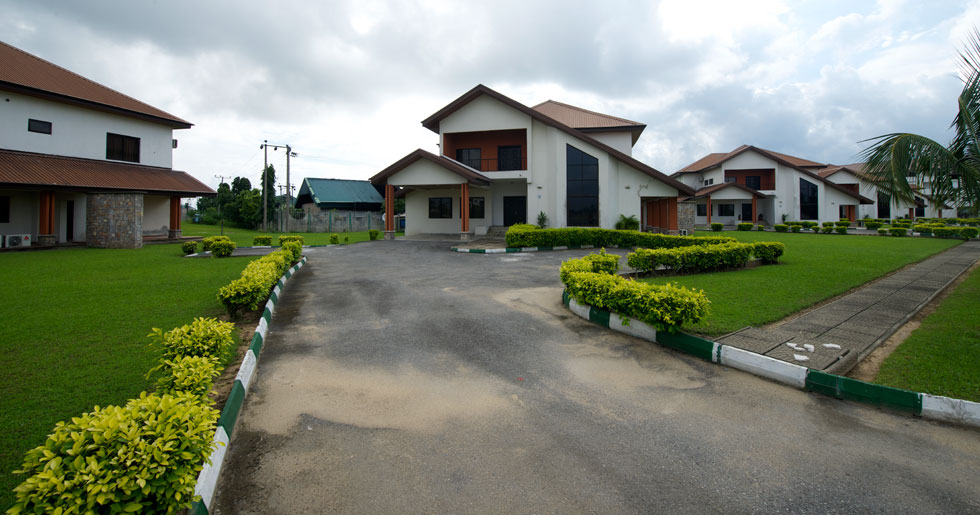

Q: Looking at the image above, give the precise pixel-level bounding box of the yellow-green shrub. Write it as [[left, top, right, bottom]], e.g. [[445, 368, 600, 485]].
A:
[[282, 241, 303, 262], [253, 235, 273, 246], [563, 271, 709, 332], [506, 224, 735, 249], [181, 241, 197, 255], [7, 392, 218, 515], [209, 239, 236, 258], [201, 235, 230, 252], [148, 317, 235, 362], [559, 250, 620, 283], [277, 235, 304, 246], [155, 356, 222, 399], [217, 249, 293, 315]]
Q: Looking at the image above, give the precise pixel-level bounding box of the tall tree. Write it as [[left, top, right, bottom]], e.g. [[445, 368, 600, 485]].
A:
[[261, 164, 278, 225], [860, 30, 980, 213], [231, 176, 252, 196]]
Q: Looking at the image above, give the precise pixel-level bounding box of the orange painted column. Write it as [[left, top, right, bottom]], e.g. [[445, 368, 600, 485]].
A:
[[170, 196, 181, 230], [460, 183, 469, 233], [38, 191, 54, 235], [909, 207, 915, 221], [937, 208, 942, 219], [751, 197, 757, 223], [385, 184, 394, 231], [668, 197, 678, 231], [706, 195, 712, 225]]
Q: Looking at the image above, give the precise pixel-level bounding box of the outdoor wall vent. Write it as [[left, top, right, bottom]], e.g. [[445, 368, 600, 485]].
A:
[[172, 139, 178, 149]]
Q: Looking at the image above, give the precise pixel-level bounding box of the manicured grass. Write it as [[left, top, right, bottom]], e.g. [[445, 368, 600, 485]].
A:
[[874, 266, 980, 402], [0, 244, 250, 508], [641, 231, 961, 335], [182, 222, 400, 247]]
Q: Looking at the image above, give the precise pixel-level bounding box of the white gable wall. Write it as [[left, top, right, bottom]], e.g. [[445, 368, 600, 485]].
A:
[[387, 159, 466, 187], [0, 91, 176, 168], [588, 131, 633, 155], [439, 95, 533, 138]]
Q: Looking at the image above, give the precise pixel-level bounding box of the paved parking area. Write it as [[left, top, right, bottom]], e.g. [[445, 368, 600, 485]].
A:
[[213, 240, 980, 514], [717, 241, 980, 373]]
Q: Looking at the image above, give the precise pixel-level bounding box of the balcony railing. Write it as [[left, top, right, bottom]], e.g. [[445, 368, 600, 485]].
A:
[[458, 157, 527, 172]]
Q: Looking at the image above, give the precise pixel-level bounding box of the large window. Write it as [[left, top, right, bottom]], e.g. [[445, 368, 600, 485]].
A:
[[566, 145, 599, 226], [106, 133, 140, 162], [696, 203, 707, 216], [456, 148, 481, 170], [877, 191, 891, 219], [497, 146, 522, 171], [28, 119, 52, 134], [718, 204, 735, 216], [800, 178, 818, 220], [469, 197, 485, 219], [0, 196, 9, 223], [428, 197, 452, 218], [744, 176, 761, 190], [915, 197, 925, 218]]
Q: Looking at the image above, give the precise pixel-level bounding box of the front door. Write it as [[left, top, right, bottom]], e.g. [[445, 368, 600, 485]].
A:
[[741, 202, 753, 222], [503, 196, 526, 226]]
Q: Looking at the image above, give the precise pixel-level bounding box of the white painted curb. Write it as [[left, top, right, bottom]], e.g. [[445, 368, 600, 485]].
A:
[[568, 297, 591, 320], [193, 426, 229, 510], [235, 350, 258, 392], [719, 345, 809, 389], [610, 313, 657, 341], [922, 394, 980, 427]]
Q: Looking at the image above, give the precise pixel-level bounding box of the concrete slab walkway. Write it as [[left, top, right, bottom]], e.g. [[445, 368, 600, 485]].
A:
[[716, 240, 980, 373]]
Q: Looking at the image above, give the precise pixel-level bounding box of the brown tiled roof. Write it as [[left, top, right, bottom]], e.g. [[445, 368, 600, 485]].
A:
[[0, 41, 191, 128], [369, 149, 492, 186], [674, 152, 733, 174], [532, 100, 646, 145], [818, 163, 869, 180], [419, 85, 694, 196], [0, 148, 214, 195], [685, 182, 771, 200], [764, 149, 825, 168]]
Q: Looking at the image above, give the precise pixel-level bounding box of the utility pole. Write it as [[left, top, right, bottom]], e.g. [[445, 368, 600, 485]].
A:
[[261, 140, 268, 232], [286, 145, 296, 233], [259, 141, 295, 233], [214, 174, 229, 236], [277, 184, 287, 232]]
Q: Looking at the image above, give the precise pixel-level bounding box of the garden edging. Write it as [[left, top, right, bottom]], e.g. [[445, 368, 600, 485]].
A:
[[561, 290, 980, 429], [190, 256, 307, 515]]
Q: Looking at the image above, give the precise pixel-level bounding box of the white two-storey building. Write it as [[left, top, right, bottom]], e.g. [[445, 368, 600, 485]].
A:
[[370, 85, 695, 238], [0, 41, 212, 248]]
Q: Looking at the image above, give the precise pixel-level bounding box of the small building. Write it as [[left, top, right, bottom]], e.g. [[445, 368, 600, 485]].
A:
[[0, 41, 212, 248], [291, 177, 384, 233], [370, 84, 695, 239]]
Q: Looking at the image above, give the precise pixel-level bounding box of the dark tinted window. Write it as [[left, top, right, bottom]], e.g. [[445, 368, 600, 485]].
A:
[[106, 133, 140, 162], [428, 197, 452, 218], [800, 178, 818, 220], [745, 176, 761, 190], [566, 145, 599, 226], [719, 204, 734, 216], [0, 196, 9, 223], [877, 191, 891, 219], [497, 146, 522, 171], [28, 119, 52, 134], [456, 148, 481, 170], [469, 196, 485, 219], [696, 203, 707, 216]]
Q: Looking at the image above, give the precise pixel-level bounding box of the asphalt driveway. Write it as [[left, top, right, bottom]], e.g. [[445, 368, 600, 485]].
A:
[[213, 240, 980, 514]]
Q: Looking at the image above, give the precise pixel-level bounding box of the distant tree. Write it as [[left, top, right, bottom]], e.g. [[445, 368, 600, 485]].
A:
[[860, 30, 980, 212], [261, 164, 278, 226], [231, 177, 252, 196], [233, 189, 262, 228]]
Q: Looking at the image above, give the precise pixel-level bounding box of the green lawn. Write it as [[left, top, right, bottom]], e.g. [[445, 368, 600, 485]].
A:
[[641, 231, 961, 335], [874, 265, 980, 402], [0, 244, 250, 508], [182, 222, 401, 247]]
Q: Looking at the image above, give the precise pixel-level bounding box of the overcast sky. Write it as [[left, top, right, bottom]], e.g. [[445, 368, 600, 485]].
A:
[[2, 0, 978, 193]]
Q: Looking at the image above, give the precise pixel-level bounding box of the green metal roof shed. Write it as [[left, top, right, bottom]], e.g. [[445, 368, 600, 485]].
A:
[[294, 178, 385, 211]]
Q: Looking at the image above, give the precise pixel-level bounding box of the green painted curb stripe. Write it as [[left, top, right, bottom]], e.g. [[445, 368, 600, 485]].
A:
[[269, 290, 279, 304], [655, 331, 716, 362], [588, 306, 610, 328], [538, 246, 553, 251], [562, 289, 570, 307], [506, 248, 520, 253], [189, 500, 208, 515], [715, 343, 723, 363], [262, 308, 272, 323], [285, 270, 292, 278], [568, 245, 581, 249], [218, 380, 246, 437], [473, 249, 486, 253], [249, 332, 263, 354], [805, 370, 923, 413]]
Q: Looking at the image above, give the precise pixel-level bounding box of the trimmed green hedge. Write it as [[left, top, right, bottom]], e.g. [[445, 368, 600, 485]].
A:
[[961, 227, 979, 239], [710, 223, 724, 232], [505, 225, 735, 249], [627, 241, 785, 273], [210, 239, 236, 258], [774, 224, 788, 232], [277, 235, 304, 246], [181, 241, 198, 255], [369, 229, 381, 240], [217, 249, 294, 316], [253, 236, 272, 246], [737, 222, 753, 231], [201, 236, 230, 252], [755, 224, 766, 231], [889, 228, 908, 237], [560, 254, 709, 332], [148, 317, 235, 363], [865, 221, 883, 230]]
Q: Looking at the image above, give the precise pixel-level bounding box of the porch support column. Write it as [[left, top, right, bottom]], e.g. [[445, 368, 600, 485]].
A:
[[384, 184, 395, 240], [169, 196, 182, 238], [38, 190, 56, 246], [460, 182, 470, 239], [937, 208, 943, 219], [751, 196, 757, 224], [909, 207, 915, 221], [706, 195, 712, 225]]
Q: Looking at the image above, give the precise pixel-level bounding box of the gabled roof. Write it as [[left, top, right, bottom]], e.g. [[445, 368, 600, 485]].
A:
[[419, 85, 694, 195], [0, 148, 213, 196], [673, 145, 871, 204], [0, 41, 191, 129], [531, 99, 646, 144], [817, 163, 870, 180], [686, 182, 771, 200], [369, 149, 492, 186], [296, 178, 384, 206]]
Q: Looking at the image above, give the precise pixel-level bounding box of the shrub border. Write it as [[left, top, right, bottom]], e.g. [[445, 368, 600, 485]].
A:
[[190, 256, 307, 515], [561, 289, 980, 429]]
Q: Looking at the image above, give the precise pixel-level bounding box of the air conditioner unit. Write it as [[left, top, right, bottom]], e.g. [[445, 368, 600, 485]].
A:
[[678, 229, 689, 236], [4, 234, 31, 248]]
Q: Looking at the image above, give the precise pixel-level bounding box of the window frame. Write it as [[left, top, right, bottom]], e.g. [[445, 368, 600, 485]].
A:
[[718, 203, 735, 217], [468, 196, 485, 219], [455, 148, 481, 170], [428, 197, 453, 219], [28, 119, 52, 135], [799, 178, 819, 220], [497, 145, 522, 171], [744, 176, 761, 190], [696, 203, 707, 216], [106, 132, 141, 163], [566, 144, 599, 227]]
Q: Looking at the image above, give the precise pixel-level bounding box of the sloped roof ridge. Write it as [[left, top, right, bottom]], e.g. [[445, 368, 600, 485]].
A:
[[531, 99, 644, 127], [0, 41, 190, 126]]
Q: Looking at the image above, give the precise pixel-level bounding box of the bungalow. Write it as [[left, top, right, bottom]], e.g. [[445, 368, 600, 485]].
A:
[[292, 177, 384, 232], [816, 163, 921, 221], [672, 145, 875, 226], [369, 85, 695, 239], [0, 41, 212, 248]]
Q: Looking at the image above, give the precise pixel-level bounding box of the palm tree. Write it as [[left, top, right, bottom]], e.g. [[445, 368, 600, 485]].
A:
[[860, 30, 980, 215]]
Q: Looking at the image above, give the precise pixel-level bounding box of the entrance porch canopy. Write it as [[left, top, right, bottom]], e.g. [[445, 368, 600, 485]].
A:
[[369, 149, 493, 233], [685, 182, 770, 224]]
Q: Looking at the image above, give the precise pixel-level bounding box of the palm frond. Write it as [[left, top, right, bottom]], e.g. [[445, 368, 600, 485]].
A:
[[858, 133, 961, 205]]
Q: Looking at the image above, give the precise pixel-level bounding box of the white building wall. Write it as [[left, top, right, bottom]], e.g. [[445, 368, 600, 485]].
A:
[[404, 188, 463, 235], [388, 160, 466, 187], [0, 190, 37, 236], [143, 195, 171, 235], [490, 180, 529, 226], [439, 95, 533, 138], [55, 192, 87, 242], [0, 91, 176, 168], [588, 131, 633, 155]]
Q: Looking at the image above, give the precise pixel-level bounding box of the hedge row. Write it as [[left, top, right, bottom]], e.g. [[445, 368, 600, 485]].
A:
[[505, 224, 735, 249], [217, 247, 298, 316], [560, 254, 710, 332], [8, 318, 235, 514], [626, 241, 785, 273]]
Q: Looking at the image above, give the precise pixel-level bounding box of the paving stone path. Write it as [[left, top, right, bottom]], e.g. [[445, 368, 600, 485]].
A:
[[716, 240, 980, 373]]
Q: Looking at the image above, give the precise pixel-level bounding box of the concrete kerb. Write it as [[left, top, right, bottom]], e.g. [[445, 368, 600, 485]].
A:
[[452, 245, 596, 254], [190, 256, 307, 515], [561, 289, 980, 429]]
